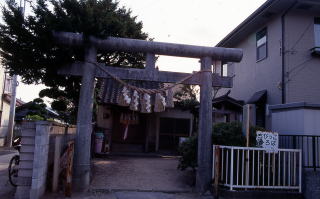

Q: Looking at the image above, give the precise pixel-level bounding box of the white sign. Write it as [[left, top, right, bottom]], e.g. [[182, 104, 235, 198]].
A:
[[256, 131, 279, 153]]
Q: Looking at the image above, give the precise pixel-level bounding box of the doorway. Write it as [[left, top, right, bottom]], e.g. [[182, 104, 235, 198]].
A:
[[159, 117, 191, 152]]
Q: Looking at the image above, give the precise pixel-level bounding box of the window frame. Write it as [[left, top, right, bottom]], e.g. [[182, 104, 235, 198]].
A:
[[256, 27, 268, 62]]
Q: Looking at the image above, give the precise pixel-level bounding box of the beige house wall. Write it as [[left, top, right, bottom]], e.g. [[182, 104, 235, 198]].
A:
[[216, 15, 283, 129], [218, 15, 283, 106], [284, 10, 320, 103], [217, 9, 320, 129]]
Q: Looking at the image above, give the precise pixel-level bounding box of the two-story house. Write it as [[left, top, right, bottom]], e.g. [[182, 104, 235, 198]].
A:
[[216, 0, 320, 130]]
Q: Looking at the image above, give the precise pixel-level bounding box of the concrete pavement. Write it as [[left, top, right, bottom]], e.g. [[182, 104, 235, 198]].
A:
[[90, 156, 194, 192], [44, 156, 214, 199], [45, 191, 213, 199], [0, 148, 17, 199]]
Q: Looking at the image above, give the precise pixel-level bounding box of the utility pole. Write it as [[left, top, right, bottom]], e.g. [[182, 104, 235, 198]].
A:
[[6, 0, 26, 147], [6, 75, 17, 147]]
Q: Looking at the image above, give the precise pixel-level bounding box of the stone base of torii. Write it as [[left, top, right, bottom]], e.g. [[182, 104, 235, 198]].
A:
[[53, 31, 243, 194]]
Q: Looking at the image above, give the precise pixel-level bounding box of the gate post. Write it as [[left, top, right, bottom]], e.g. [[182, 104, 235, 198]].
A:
[[73, 46, 97, 191], [196, 57, 213, 193]]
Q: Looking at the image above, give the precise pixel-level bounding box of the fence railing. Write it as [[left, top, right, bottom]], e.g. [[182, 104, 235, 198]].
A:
[[212, 145, 302, 192], [279, 135, 320, 170]]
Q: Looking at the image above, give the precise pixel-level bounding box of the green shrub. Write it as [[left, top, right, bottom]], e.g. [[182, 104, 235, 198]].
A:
[[25, 114, 44, 121], [177, 136, 198, 171], [212, 122, 245, 146], [46, 118, 55, 122], [178, 122, 263, 171]]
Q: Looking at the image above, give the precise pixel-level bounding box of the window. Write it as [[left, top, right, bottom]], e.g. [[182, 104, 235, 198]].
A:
[[4, 75, 12, 94], [256, 27, 267, 61], [213, 63, 228, 77], [314, 17, 320, 47], [222, 63, 228, 77]]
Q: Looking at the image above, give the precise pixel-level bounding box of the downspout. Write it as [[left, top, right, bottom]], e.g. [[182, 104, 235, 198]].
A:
[[281, 0, 297, 104]]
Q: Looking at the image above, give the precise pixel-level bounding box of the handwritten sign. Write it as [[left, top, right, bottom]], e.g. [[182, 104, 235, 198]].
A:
[[256, 131, 279, 153]]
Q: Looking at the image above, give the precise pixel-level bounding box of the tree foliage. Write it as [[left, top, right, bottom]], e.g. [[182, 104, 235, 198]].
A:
[[174, 85, 198, 102], [174, 85, 199, 110], [0, 0, 148, 123], [15, 98, 57, 121]]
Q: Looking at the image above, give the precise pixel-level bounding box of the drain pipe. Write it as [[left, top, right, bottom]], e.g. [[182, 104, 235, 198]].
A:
[[281, 0, 297, 104]]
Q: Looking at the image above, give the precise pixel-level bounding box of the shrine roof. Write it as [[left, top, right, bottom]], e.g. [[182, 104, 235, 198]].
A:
[[98, 78, 162, 105]]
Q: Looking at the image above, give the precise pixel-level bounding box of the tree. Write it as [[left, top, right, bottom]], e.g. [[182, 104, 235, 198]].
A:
[[15, 98, 58, 121], [0, 0, 148, 123], [174, 84, 199, 110]]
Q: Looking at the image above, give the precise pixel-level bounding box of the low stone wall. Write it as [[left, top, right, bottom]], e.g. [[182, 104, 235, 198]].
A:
[[15, 121, 76, 199], [303, 169, 320, 199]]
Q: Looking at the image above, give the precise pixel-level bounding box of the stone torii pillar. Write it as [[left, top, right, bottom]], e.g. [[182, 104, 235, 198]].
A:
[[53, 31, 243, 193], [197, 56, 213, 193], [73, 45, 97, 190]]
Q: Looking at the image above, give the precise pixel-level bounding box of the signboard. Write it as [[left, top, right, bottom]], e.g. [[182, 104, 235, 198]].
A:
[[256, 131, 279, 153]]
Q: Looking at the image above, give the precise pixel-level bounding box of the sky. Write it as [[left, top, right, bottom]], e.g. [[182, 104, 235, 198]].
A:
[[11, 0, 267, 103]]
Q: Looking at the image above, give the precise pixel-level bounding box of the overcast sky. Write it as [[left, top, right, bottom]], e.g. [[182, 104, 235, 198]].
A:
[[14, 0, 267, 103]]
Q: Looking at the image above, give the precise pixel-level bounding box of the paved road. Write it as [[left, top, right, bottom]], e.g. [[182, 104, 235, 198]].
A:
[[0, 149, 17, 199]]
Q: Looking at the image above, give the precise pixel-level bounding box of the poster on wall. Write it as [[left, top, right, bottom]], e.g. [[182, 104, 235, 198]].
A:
[[256, 131, 279, 153]]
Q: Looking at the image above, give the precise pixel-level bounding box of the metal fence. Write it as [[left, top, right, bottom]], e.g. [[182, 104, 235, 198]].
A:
[[279, 135, 320, 170], [213, 145, 302, 192]]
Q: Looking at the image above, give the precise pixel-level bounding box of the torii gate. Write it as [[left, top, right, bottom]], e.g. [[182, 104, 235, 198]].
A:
[[53, 31, 243, 193]]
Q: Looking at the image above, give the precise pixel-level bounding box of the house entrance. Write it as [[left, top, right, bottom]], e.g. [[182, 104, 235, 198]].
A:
[[110, 110, 147, 153], [159, 117, 191, 152]]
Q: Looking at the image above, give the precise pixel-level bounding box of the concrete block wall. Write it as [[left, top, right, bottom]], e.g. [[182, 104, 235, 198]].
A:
[[30, 123, 50, 199], [15, 121, 76, 199], [303, 170, 320, 199], [15, 122, 36, 199]]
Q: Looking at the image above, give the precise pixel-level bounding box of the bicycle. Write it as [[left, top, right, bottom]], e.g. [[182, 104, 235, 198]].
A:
[[8, 137, 21, 187]]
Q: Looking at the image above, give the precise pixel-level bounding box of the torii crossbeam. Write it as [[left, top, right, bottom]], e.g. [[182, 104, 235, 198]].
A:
[[53, 31, 243, 193]]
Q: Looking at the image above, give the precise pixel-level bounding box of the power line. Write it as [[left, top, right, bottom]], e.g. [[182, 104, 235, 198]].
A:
[[289, 21, 313, 52]]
